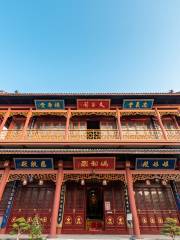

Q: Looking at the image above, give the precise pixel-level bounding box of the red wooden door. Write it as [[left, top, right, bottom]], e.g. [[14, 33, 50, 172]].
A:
[[104, 183, 127, 234], [135, 183, 179, 234], [63, 182, 85, 233], [6, 181, 55, 234]]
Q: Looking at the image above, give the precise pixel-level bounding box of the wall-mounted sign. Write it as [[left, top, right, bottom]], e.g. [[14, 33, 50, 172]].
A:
[[34, 100, 65, 110], [77, 99, 110, 109], [136, 158, 176, 170], [58, 185, 65, 224], [0, 181, 17, 229], [14, 158, 54, 169], [105, 201, 111, 211], [74, 157, 115, 170], [123, 99, 154, 109]]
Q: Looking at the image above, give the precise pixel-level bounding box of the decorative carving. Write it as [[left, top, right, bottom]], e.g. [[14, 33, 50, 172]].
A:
[[75, 216, 83, 225], [142, 217, 148, 224], [149, 217, 155, 224], [8, 173, 57, 182], [121, 111, 155, 116], [10, 112, 28, 117], [117, 216, 124, 225], [157, 217, 163, 224], [106, 216, 114, 225], [64, 174, 125, 183], [160, 111, 179, 117], [64, 216, 72, 225], [71, 111, 116, 117], [32, 111, 67, 117], [133, 174, 180, 183]]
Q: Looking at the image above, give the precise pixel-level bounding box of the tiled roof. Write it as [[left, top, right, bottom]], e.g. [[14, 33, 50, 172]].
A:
[[0, 92, 180, 96]]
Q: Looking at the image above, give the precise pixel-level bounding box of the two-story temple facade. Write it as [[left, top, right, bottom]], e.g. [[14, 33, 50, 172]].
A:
[[0, 92, 180, 237]]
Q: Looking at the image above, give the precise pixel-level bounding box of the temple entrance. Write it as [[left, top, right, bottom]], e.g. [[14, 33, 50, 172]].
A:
[[62, 180, 128, 234], [86, 187, 103, 219], [86, 186, 104, 231]]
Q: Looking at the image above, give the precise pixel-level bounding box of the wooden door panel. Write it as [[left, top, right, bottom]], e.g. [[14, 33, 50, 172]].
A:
[[63, 183, 85, 231], [104, 184, 127, 233], [6, 182, 54, 234], [135, 183, 180, 234]]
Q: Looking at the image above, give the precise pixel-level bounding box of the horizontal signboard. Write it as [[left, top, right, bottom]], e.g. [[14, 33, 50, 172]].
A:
[[136, 158, 176, 170], [34, 100, 65, 110], [77, 99, 110, 110], [14, 158, 54, 169], [74, 157, 115, 170], [123, 99, 154, 109]]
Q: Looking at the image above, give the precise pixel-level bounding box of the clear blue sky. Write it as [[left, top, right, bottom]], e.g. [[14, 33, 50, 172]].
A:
[[0, 0, 180, 93]]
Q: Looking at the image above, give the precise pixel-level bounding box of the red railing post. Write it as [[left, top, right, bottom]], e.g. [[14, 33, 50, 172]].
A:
[[116, 108, 123, 140], [0, 108, 11, 133], [155, 108, 168, 140], [22, 108, 32, 140], [65, 108, 71, 141], [172, 115, 179, 129]]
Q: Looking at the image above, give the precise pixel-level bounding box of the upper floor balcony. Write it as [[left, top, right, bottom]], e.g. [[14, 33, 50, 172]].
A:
[[0, 107, 179, 145]]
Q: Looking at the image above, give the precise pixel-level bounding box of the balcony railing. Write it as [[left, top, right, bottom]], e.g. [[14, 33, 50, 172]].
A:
[[0, 128, 179, 143]]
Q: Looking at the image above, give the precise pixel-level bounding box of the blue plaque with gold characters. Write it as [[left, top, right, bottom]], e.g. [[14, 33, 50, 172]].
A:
[[34, 100, 65, 110], [14, 158, 54, 169], [136, 158, 176, 170], [123, 99, 154, 109]]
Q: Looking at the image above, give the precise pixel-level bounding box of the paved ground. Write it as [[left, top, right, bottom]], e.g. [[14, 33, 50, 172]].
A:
[[1, 234, 180, 240]]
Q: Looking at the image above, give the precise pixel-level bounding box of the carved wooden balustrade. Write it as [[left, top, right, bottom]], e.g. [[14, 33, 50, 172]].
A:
[[0, 128, 179, 142]]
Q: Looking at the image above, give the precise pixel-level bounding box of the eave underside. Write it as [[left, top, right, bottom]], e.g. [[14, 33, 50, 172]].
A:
[[0, 148, 179, 154]]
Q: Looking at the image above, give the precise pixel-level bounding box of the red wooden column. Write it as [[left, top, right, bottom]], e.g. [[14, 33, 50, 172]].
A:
[[50, 162, 64, 236], [0, 108, 11, 133], [65, 108, 71, 141], [116, 108, 123, 139], [125, 162, 140, 238], [0, 161, 10, 201], [22, 108, 32, 139], [155, 108, 168, 140]]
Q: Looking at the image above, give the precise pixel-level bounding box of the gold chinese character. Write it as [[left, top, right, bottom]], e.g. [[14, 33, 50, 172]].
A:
[[39, 102, 45, 108], [41, 160, 47, 168], [99, 101, 105, 108], [21, 161, 28, 167], [83, 101, 88, 108], [142, 101, 148, 108], [153, 161, 159, 168], [128, 102, 133, 108], [80, 160, 88, 167], [100, 160, 108, 167], [162, 161, 169, 168], [48, 102, 53, 108], [54, 102, 60, 108], [31, 161, 37, 168], [142, 161, 149, 168], [135, 101, 140, 108], [90, 160, 98, 167], [91, 102, 96, 108]]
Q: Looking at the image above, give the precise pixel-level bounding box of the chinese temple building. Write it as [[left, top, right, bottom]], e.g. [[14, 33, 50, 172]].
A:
[[0, 92, 180, 237]]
